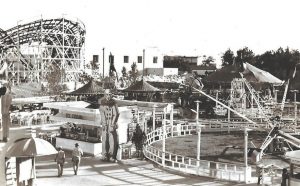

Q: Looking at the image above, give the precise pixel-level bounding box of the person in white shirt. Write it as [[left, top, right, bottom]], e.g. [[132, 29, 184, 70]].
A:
[[71, 143, 83, 175]]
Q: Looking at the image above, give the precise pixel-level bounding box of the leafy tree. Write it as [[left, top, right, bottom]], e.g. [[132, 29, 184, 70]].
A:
[[46, 64, 68, 94], [109, 69, 116, 77], [221, 48, 235, 66], [90, 60, 99, 70], [129, 62, 139, 83], [255, 47, 300, 80], [202, 56, 215, 66], [121, 66, 127, 78], [236, 47, 255, 66]]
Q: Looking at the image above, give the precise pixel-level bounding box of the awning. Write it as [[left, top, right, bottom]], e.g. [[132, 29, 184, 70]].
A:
[[243, 63, 284, 85], [6, 137, 57, 157], [12, 96, 53, 105]]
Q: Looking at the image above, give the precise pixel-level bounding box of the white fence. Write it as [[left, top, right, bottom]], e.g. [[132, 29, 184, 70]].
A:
[[143, 123, 252, 183]]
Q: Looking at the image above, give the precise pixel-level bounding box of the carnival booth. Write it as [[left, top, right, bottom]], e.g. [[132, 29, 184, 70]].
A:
[[122, 80, 162, 102], [43, 101, 103, 155], [285, 150, 300, 186]]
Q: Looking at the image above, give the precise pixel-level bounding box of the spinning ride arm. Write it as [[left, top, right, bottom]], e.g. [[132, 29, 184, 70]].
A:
[[278, 130, 300, 148], [280, 79, 290, 116], [190, 86, 257, 126], [187, 75, 298, 159]]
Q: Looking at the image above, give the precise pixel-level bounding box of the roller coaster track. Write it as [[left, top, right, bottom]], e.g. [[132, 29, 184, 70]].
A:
[[0, 17, 85, 83]]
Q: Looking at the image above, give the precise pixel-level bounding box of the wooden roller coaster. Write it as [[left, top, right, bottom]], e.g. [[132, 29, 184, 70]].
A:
[[0, 16, 85, 83]]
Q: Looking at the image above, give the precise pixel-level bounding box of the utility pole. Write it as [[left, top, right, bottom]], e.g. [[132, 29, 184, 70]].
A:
[[152, 105, 156, 131], [244, 127, 251, 183], [102, 48, 105, 78], [142, 49, 145, 79], [195, 100, 201, 166]]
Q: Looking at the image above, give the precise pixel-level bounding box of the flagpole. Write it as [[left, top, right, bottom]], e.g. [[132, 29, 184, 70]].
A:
[[143, 49, 145, 80]]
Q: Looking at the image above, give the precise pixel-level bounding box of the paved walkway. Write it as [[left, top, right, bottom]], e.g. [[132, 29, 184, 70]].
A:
[[35, 154, 280, 186]]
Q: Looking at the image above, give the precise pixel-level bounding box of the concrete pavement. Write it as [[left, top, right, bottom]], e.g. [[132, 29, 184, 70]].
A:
[[35, 153, 280, 186]]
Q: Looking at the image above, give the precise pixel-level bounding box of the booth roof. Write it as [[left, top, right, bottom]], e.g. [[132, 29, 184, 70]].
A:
[[123, 80, 161, 92], [70, 79, 104, 95]]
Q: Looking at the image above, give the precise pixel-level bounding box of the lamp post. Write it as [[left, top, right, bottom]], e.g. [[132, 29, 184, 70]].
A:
[[244, 127, 248, 167], [244, 127, 252, 183], [152, 104, 157, 131], [215, 90, 220, 107], [195, 100, 201, 166]]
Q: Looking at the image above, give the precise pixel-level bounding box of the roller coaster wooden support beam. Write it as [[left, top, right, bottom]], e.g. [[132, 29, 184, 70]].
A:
[[0, 16, 86, 83]]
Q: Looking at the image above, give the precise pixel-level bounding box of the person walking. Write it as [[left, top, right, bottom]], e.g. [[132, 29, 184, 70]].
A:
[[132, 124, 146, 160], [72, 143, 83, 175], [55, 146, 65, 177], [281, 168, 289, 186]]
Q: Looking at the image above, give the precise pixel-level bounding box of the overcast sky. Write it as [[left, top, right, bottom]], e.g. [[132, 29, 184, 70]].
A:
[[1, 0, 300, 63]]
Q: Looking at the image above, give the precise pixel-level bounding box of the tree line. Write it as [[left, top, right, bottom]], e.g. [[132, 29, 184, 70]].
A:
[[221, 47, 300, 80]]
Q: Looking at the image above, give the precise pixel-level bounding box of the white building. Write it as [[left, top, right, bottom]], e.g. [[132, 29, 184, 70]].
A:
[[94, 47, 164, 77]]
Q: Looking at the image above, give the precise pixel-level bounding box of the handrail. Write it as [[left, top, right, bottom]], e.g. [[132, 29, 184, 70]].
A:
[[143, 123, 251, 183]]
